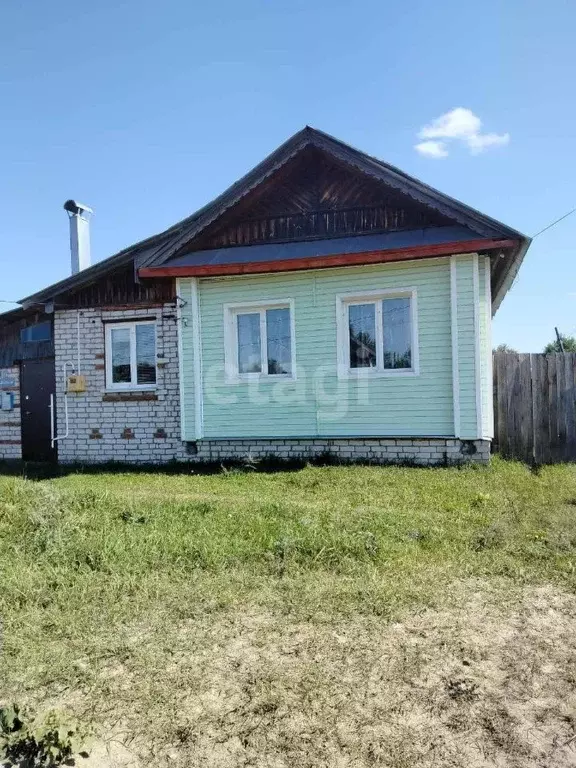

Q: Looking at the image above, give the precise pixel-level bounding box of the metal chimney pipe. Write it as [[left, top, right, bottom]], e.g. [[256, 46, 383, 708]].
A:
[[64, 200, 93, 274]]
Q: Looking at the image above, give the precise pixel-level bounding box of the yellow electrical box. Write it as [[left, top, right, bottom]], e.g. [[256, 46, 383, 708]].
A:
[[67, 374, 87, 393]]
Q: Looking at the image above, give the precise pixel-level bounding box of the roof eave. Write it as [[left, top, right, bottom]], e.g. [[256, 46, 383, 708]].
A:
[[19, 251, 135, 308], [491, 236, 532, 316], [139, 238, 518, 280]]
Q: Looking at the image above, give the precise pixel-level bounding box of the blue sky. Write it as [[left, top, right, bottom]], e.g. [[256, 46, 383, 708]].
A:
[[1, 0, 574, 351]]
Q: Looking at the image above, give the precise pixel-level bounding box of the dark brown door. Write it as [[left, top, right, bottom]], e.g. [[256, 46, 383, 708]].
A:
[[20, 359, 56, 462]]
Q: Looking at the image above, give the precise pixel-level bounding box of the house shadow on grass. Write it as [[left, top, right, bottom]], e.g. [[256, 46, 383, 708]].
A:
[[0, 451, 467, 481]]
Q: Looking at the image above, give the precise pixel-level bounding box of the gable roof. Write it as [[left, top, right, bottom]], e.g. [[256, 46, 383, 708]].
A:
[[137, 126, 523, 269], [19, 126, 529, 312]]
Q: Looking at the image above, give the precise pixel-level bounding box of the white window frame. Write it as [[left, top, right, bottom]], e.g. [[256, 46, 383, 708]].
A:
[[223, 299, 296, 381], [336, 287, 419, 379], [105, 320, 157, 391]]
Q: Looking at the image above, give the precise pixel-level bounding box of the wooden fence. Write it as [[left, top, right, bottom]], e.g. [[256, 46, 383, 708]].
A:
[[493, 352, 576, 463]]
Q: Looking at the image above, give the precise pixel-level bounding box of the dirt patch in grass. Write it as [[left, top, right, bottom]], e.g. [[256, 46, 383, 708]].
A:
[[57, 581, 576, 767]]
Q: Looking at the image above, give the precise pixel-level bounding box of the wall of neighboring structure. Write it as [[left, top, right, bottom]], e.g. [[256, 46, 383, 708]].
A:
[[0, 365, 22, 460], [0, 309, 54, 462], [53, 304, 188, 464], [0, 311, 54, 369], [178, 255, 488, 442]]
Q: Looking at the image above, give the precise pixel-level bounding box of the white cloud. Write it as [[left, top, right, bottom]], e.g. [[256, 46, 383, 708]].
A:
[[466, 131, 510, 154], [419, 107, 481, 141], [414, 140, 449, 158], [415, 108, 509, 158]]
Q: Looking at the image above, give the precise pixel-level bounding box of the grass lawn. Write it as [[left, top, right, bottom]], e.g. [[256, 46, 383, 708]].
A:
[[2, 458, 576, 767]]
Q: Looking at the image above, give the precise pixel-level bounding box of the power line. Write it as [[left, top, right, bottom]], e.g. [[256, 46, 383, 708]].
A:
[[532, 207, 576, 239]]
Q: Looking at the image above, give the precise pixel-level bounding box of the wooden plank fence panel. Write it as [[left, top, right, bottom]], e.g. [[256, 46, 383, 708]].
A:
[[505, 353, 518, 459], [557, 356, 567, 462], [493, 352, 576, 464], [530, 353, 538, 463], [561, 355, 569, 461], [493, 354, 499, 450], [548, 355, 559, 462], [564, 354, 576, 461], [534, 355, 550, 464], [507, 353, 522, 459], [495, 353, 503, 452], [520, 354, 534, 462], [571, 355, 576, 459]]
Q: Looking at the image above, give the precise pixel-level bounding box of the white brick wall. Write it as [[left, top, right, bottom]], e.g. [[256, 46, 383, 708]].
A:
[[0, 365, 22, 460], [192, 438, 491, 465], [54, 304, 189, 464]]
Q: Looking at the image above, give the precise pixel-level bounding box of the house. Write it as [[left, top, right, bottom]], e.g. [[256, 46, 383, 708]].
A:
[[0, 127, 530, 465]]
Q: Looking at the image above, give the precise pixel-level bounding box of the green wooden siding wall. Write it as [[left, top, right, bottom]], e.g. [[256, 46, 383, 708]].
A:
[[178, 255, 490, 441]]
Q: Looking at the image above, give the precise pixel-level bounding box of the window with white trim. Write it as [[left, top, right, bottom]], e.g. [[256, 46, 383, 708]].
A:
[[337, 289, 418, 376], [105, 321, 157, 390], [225, 301, 294, 379]]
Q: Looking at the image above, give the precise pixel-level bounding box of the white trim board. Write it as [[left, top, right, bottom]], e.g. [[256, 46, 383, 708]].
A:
[[176, 279, 187, 441], [450, 257, 460, 438], [484, 256, 494, 439], [472, 253, 483, 439], [190, 278, 204, 439]]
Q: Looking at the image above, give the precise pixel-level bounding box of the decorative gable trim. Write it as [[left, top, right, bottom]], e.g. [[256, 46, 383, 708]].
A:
[[139, 128, 521, 270]]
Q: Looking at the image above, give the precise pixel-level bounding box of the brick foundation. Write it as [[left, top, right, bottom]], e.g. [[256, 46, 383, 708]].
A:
[[190, 438, 491, 465]]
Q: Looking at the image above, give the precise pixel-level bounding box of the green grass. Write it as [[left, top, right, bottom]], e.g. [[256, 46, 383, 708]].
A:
[[2, 458, 576, 678], [2, 458, 576, 763]]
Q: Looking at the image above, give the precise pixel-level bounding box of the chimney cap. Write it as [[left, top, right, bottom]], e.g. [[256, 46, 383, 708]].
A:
[[64, 199, 93, 216]]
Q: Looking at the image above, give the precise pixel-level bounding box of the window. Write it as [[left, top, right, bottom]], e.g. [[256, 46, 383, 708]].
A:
[[337, 289, 418, 377], [20, 322, 51, 343], [224, 301, 295, 379], [105, 321, 157, 389]]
